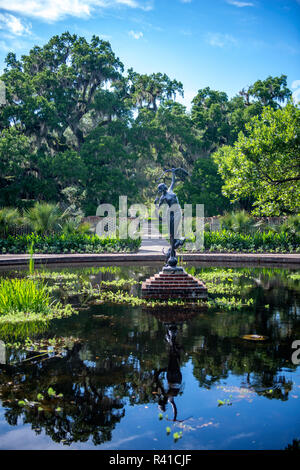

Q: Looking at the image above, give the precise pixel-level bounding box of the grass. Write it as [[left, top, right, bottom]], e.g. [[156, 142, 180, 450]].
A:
[[0, 278, 52, 315], [0, 277, 76, 324]]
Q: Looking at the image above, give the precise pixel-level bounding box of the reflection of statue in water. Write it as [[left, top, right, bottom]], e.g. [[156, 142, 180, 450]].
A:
[[153, 324, 184, 422], [154, 168, 189, 268]]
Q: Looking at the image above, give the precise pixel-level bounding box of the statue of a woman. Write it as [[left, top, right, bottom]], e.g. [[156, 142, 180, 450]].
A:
[[155, 168, 188, 267]]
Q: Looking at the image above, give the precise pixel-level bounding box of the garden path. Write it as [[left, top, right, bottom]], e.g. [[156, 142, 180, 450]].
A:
[[138, 220, 169, 254]]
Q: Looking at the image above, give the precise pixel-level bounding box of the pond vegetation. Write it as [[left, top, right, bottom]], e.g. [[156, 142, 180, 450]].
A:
[[0, 264, 299, 449], [0, 277, 75, 327]]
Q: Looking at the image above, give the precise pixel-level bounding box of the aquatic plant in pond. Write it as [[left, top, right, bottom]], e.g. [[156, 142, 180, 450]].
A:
[[24, 266, 260, 312], [0, 278, 76, 324], [0, 265, 299, 450], [0, 319, 49, 341], [100, 279, 139, 290], [0, 278, 51, 315], [0, 264, 297, 346]]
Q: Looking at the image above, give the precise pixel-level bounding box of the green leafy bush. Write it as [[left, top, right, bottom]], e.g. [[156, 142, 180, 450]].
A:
[[0, 233, 141, 254], [184, 229, 299, 253], [219, 210, 255, 234], [0, 207, 23, 237], [275, 215, 300, 237], [24, 202, 69, 235], [61, 218, 92, 235]]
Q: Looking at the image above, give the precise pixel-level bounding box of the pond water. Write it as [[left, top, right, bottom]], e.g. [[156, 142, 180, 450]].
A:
[[0, 264, 299, 450]]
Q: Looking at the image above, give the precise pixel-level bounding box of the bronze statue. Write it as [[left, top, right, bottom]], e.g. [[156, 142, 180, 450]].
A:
[[154, 168, 188, 268]]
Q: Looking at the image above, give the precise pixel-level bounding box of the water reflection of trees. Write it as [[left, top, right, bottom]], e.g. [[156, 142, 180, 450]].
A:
[[0, 272, 299, 445], [190, 337, 294, 399], [0, 343, 125, 446]]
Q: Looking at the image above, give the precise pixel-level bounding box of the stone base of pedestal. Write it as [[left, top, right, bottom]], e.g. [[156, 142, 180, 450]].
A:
[[141, 267, 207, 301]]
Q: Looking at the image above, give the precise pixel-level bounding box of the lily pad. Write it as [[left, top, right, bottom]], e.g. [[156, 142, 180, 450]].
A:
[[242, 334, 268, 341]]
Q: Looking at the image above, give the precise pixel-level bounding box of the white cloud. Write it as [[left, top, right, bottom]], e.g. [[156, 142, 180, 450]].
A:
[[206, 32, 238, 47], [0, 13, 31, 36], [180, 29, 192, 36], [292, 79, 300, 104], [0, 0, 153, 22], [0, 37, 29, 51], [291, 80, 300, 89], [180, 0, 193, 3], [226, 0, 254, 6], [0, 40, 11, 51], [129, 30, 143, 39], [293, 89, 300, 104]]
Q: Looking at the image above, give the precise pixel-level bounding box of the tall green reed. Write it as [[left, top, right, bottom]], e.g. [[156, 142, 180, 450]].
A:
[[0, 278, 51, 315]]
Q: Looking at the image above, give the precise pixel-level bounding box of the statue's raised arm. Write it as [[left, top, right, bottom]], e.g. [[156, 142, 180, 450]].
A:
[[157, 168, 189, 192]]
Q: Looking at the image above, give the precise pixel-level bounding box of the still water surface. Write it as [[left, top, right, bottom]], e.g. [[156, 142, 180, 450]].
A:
[[0, 265, 299, 450]]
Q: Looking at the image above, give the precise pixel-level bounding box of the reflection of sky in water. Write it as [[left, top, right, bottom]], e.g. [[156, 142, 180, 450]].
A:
[[0, 265, 299, 450]]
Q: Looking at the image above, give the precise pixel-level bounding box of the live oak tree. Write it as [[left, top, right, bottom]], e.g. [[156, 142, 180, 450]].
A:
[[213, 103, 300, 216], [131, 100, 201, 202], [191, 75, 291, 156], [187, 87, 262, 213], [2, 33, 124, 151], [0, 31, 296, 217], [191, 87, 231, 155], [127, 68, 184, 112], [0, 33, 126, 210], [0, 33, 191, 213], [246, 74, 292, 109]]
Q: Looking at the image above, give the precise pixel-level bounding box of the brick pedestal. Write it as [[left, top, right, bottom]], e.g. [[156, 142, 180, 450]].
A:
[[141, 267, 207, 301]]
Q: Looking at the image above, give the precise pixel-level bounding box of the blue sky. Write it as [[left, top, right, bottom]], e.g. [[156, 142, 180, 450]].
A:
[[0, 0, 299, 108]]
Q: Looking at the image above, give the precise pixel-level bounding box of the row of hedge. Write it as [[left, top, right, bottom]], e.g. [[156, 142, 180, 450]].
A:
[[184, 230, 300, 253], [0, 230, 298, 254], [0, 233, 142, 254]]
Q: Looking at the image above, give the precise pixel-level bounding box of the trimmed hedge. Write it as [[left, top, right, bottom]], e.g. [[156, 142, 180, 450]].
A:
[[184, 230, 300, 253], [0, 230, 298, 254], [0, 233, 141, 254]]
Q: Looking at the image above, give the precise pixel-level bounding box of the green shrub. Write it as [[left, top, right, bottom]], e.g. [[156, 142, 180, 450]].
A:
[[276, 215, 300, 237], [219, 210, 255, 234], [0, 207, 23, 237], [0, 233, 141, 254], [183, 229, 299, 253], [24, 202, 68, 235], [61, 218, 92, 235]]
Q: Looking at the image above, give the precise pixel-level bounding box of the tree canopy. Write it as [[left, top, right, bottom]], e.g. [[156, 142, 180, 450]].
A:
[[213, 104, 300, 216], [0, 32, 298, 217]]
